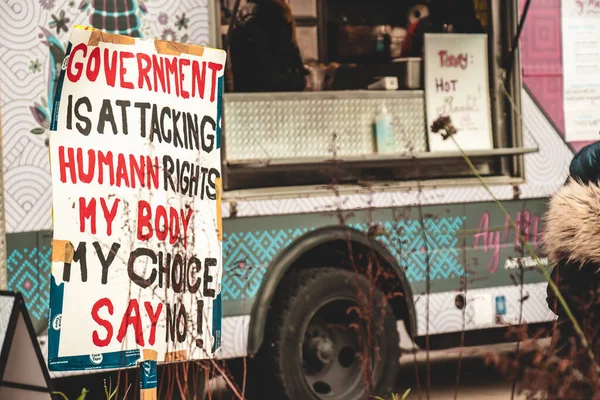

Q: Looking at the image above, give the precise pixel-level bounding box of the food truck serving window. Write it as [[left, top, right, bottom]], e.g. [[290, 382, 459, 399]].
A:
[[219, 0, 530, 192]]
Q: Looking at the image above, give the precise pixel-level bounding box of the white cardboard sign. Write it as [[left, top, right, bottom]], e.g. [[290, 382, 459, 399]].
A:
[[48, 27, 226, 371], [424, 34, 493, 151]]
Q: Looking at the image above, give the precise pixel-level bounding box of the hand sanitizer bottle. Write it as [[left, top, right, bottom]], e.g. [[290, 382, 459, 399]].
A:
[[375, 105, 395, 153]]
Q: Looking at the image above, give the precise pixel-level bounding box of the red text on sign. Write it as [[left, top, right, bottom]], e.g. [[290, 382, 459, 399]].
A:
[[136, 200, 193, 248], [91, 298, 163, 347], [438, 50, 469, 69], [66, 43, 223, 102], [58, 146, 160, 190], [79, 197, 120, 236]]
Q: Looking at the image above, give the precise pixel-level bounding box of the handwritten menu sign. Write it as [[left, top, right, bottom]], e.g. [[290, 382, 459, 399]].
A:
[[562, 0, 600, 141], [47, 26, 226, 372], [424, 34, 493, 152]]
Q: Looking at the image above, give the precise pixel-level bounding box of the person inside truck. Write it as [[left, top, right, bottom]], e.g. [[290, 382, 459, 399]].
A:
[[228, 0, 308, 92], [400, 0, 484, 58]]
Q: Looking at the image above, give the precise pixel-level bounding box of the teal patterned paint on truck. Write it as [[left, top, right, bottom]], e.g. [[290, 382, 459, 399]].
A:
[[220, 198, 549, 318], [6, 231, 53, 335], [4, 198, 549, 335]]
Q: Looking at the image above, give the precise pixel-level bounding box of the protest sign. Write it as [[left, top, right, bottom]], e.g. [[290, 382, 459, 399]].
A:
[[424, 34, 493, 152], [47, 26, 226, 372]]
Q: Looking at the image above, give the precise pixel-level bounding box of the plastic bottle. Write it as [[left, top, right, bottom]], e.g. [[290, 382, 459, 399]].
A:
[[374, 105, 395, 153], [376, 26, 385, 53]]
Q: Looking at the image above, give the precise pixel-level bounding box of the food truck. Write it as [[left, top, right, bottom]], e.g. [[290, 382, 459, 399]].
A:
[[0, 0, 576, 399]]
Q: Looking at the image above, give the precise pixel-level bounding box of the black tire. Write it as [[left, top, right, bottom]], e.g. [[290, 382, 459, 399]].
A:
[[245, 267, 400, 400]]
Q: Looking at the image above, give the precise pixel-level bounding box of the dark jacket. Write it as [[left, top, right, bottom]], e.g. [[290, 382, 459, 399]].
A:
[[569, 141, 600, 183], [229, 0, 307, 92], [544, 141, 600, 360]]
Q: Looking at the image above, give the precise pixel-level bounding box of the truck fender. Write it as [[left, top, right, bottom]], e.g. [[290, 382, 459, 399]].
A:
[[247, 226, 416, 356]]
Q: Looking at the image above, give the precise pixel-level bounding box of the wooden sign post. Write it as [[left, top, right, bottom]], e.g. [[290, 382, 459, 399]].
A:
[[139, 350, 158, 400]]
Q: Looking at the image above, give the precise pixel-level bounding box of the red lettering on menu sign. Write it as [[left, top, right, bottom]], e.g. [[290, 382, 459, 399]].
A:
[[438, 50, 469, 70]]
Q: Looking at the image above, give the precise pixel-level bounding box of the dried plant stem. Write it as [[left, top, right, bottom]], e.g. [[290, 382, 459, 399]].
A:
[[454, 232, 468, 400], [206, 366, 213, 400], [511, 264, 526, 400], [415, 187, 432, 400], [176, 363, 188, 399], [408, 151, 431, 400], [242, 357, 247, 399], [210, 360, 244, 400], [449, 134, 600, 375]]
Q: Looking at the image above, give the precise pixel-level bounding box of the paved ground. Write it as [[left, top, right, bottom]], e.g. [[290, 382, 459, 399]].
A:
[[52, 338, 543, 399], [207, 341, 543, 400], [395, 343, 532, 400]]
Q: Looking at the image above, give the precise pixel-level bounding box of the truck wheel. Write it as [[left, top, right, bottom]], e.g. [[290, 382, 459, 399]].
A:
[[255, 267, 400, 400]]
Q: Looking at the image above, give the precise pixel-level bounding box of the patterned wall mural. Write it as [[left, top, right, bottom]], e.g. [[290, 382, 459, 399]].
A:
[[0, 0, 212, 234], [7, 244, 50, 323]]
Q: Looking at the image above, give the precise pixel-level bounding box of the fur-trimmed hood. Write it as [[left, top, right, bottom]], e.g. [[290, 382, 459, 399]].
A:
[[543, 179, 600, 267]]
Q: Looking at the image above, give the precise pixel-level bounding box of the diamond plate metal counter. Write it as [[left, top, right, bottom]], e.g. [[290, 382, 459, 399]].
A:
[[224, 91, 427, 162]]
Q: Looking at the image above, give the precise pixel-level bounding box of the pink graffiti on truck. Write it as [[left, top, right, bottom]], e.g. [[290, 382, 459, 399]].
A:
[[473, 210, 542, 274]]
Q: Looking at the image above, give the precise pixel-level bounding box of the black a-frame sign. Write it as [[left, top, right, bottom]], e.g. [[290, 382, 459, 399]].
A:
[[0, 291, 53, 399]]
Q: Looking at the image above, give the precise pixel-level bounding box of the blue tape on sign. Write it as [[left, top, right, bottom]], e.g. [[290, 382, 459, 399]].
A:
[[139, 360, 158, 390], [216, 75, 224, 149], [48, 276, 140, 372], [212, 293, 222, 353], [48, 275, 65, 360], [49, 349, 140, 372], [49, 42, 72, 132], [495, 295, 507, 316]]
